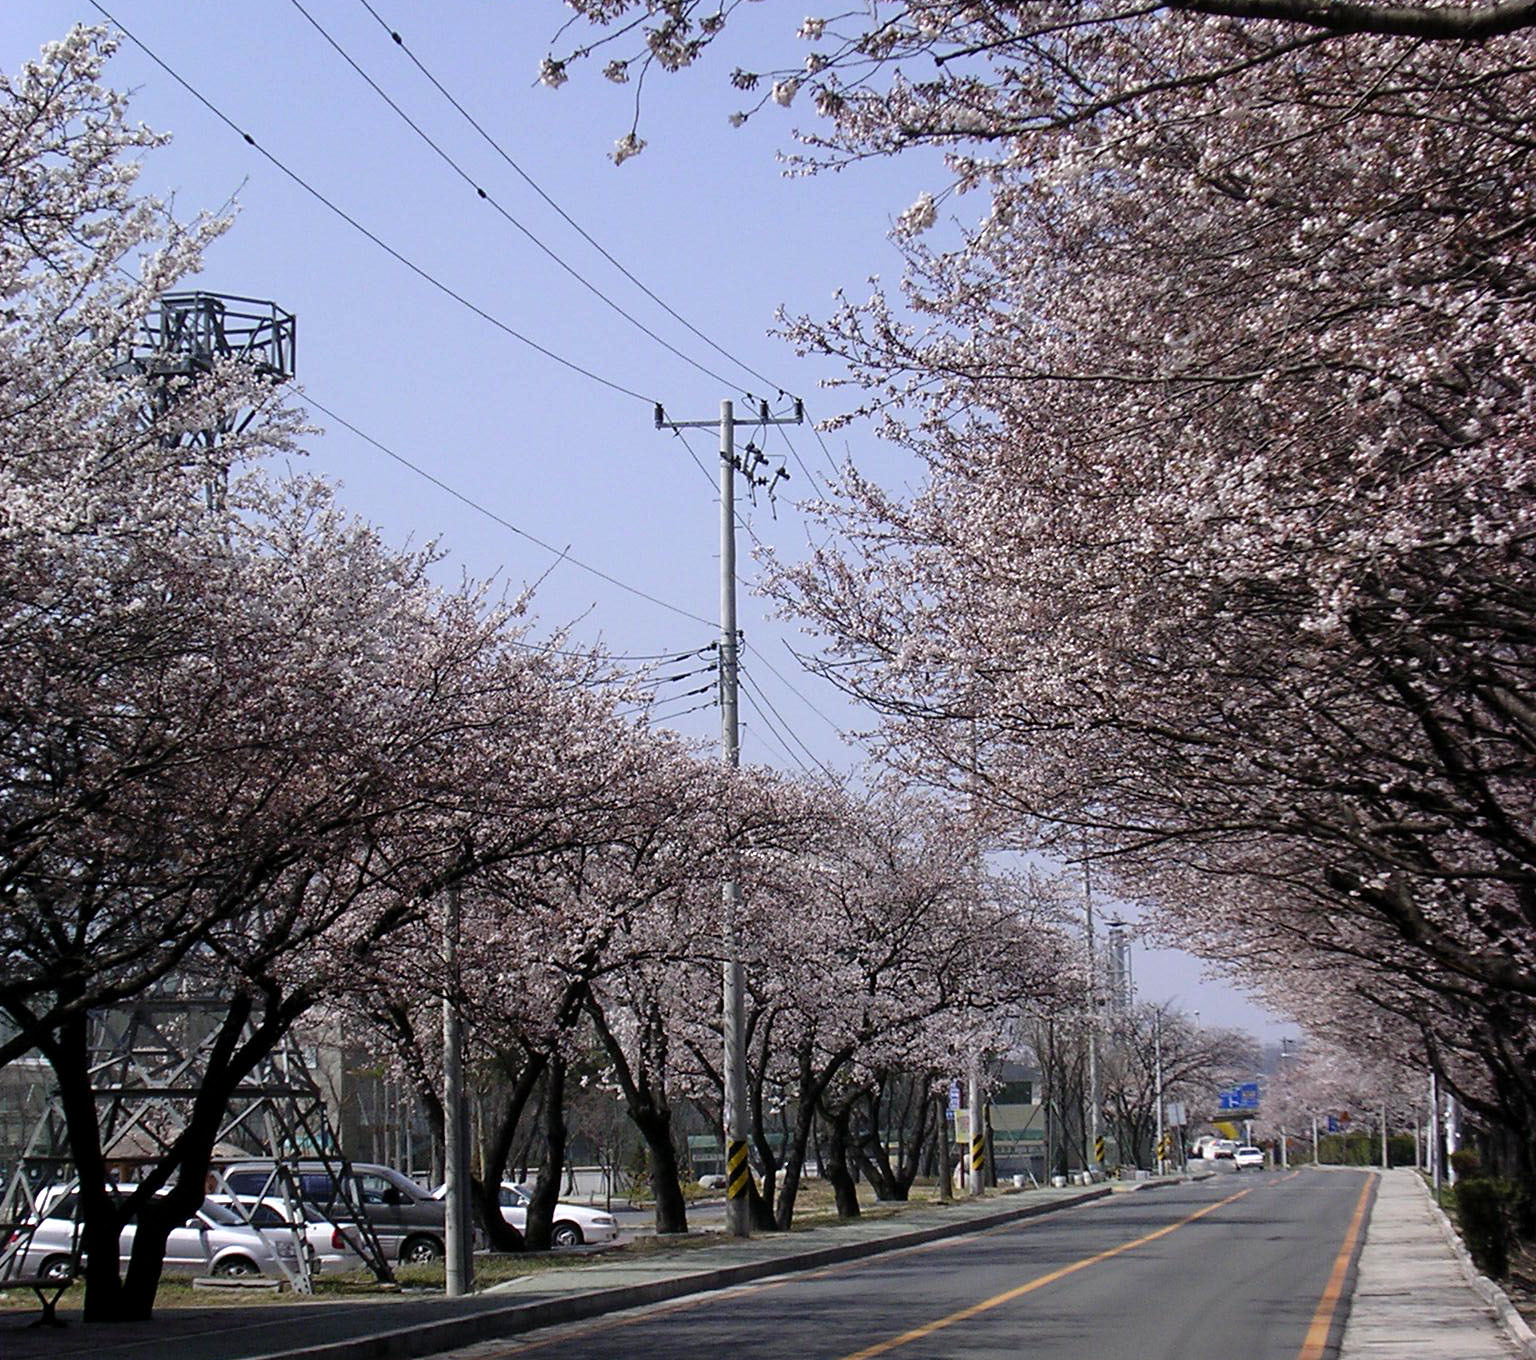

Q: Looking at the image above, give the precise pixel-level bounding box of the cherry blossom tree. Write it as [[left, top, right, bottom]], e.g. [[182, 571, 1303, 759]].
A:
[[673, 784, 1072, 1226], [0, 29, 691, 1315], [551, 0, 1536, 1196]]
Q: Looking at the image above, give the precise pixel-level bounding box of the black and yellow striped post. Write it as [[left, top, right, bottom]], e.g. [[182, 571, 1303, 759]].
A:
[[970, 1132, 985, 1181], [726, 1139, 752, 1203], [1093, 1135, 1106, 1166]]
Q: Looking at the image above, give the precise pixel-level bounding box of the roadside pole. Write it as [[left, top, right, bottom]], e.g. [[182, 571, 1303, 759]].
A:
[[654, 398, 800, 1239], [1430, 1070, 1441, 1196], [968, 1066, 984, 1196], [1083, 855, 1101, 1178], [443, 882, 469, 1296], [1153, 1010, 1164, 1175]]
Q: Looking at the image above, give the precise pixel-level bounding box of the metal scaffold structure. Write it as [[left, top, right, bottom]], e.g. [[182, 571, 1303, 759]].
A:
[[0, 991, 395, 1287], [1, 290, 397, 1290]]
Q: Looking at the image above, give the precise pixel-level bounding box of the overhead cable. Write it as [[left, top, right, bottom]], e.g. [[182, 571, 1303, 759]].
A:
[[289, 0, 744, 394], [301, 389, 716, 628], [357, 0, 797, 401], [88, 0, 657, 407]]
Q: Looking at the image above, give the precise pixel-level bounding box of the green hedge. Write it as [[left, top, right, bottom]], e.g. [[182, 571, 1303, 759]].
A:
[[1455, 1178, 1511, 1278]]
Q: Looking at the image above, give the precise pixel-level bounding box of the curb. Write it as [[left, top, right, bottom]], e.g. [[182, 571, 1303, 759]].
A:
[[247, 1189, 1112, 1360], [1414, 1172, 1536, 1359]]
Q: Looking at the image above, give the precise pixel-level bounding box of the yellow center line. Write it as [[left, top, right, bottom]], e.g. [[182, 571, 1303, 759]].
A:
[[836, 1184, 1257, 1360], [1296, 1173, 1373, 1360]]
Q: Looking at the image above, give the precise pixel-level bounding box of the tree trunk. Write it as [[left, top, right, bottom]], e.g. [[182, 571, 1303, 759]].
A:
[[585, 995, 688, 1234], [633, 1107, 689, 1233], [525, 1056, 567, 1250], [472, 1049, 546, 1252], [820, 1104, 861, 1220], [934, 1098, 952, 1202], [46, 992, 290, 1321]]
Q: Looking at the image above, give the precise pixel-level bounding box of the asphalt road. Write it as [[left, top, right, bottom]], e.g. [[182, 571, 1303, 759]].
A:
[[451, 1168, 1373, 1360]]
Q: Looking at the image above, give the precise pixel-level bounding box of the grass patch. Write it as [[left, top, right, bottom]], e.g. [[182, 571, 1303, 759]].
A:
[[0, 1177, 999, 1312]]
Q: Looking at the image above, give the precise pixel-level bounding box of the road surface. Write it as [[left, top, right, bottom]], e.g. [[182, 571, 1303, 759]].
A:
[[454, 1168, 1371, 1360]]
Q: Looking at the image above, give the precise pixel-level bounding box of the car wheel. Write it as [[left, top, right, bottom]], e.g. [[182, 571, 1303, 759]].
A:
[[213, 1255, 261, 1278], [39, 1255, 75, 1284], [551, 1222, 583, 1249], [401, 1234, 443, 1264]]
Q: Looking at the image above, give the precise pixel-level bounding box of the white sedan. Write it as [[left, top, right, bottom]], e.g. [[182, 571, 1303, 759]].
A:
[[1234, 1145, 1266, 1170], [497, 1183, 618, 1247], [210, 1194, 365, 1273]]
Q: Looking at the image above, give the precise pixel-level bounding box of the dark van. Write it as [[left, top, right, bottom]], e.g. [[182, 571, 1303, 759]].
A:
[[218, 1161, 445, 1264]]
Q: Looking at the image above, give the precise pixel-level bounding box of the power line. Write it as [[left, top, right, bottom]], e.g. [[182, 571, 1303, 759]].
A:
[[738, 680, 811, 774], [745, 638, 849, 737], [88, 0, 657, 407], [738, 664, 841, 781], [288, 0, 743, 395], [300, 389, 716, 628], [357, 0, 797, 402], [646, 696, 718, 726]]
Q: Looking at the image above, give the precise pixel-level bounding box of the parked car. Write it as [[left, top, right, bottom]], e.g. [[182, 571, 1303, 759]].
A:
[[1203, 1139, 1238, 1161], [208, 1194, 365, 1273], [1234, 1146, 1265, 1170], [7, 1191, 296, 1282], [496, 1183, 619, 1247], [218, 1160, 445, 1265]]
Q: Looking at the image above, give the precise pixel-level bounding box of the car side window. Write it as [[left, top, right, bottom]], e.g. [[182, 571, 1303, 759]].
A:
[[300, 1173, 338, 1204], [355, 1174, 396, 1205]]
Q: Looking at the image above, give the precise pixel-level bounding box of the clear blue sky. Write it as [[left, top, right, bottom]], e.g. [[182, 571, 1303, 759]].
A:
[[0, 1, 1291, 1041]]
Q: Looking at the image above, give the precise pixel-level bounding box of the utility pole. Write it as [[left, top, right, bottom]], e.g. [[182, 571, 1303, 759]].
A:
[[1429, 1070, 1441, 1196], [656, 397, 802, 1238], [1083, 854, 1101, 1177], [443, 881, 470, 1296], [1153, 1008, 1164, 1175]]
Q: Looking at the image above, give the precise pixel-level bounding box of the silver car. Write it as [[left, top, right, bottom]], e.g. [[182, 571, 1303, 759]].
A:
[[10, 1192, 295, 1281], [208, 1194, 365, 1273]]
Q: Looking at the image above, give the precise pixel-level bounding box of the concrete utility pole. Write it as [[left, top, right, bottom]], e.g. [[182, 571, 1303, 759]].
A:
[[967, 1066, 985, 1196], [1429, 1071, 1441, 1196], [1446, 1093, 1461, 1186], [656, 398, 802, 1238], [443, 882, 470, 1296], [1083, 855, 1101, 1176], [1153, 1009, 1164, 1174]]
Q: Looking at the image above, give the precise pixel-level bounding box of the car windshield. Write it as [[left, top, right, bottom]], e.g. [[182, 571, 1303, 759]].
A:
[[197, 1199, 244, 1226]]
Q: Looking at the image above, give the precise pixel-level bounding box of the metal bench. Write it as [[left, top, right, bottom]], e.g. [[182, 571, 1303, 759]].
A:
[[8, 1267, 75, 1328]]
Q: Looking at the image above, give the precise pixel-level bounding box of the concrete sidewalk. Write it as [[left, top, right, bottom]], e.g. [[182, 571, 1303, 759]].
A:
[[1340, 1167, 1535, 1360], [0, 1181, 1114, 1360]]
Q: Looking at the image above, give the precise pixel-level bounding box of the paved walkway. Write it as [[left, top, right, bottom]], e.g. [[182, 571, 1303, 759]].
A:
[[3, 1169, 1530, 1360], [1340, 1167, 1533, 1359]]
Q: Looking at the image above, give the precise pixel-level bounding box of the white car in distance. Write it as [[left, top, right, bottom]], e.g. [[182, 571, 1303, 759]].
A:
[[1233, 1146, 1266, 1170], [496, 1183, 618, 1247]]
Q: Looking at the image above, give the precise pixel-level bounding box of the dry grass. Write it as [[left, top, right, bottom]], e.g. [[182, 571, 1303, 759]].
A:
[[0, 1177, 977, 1312]]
